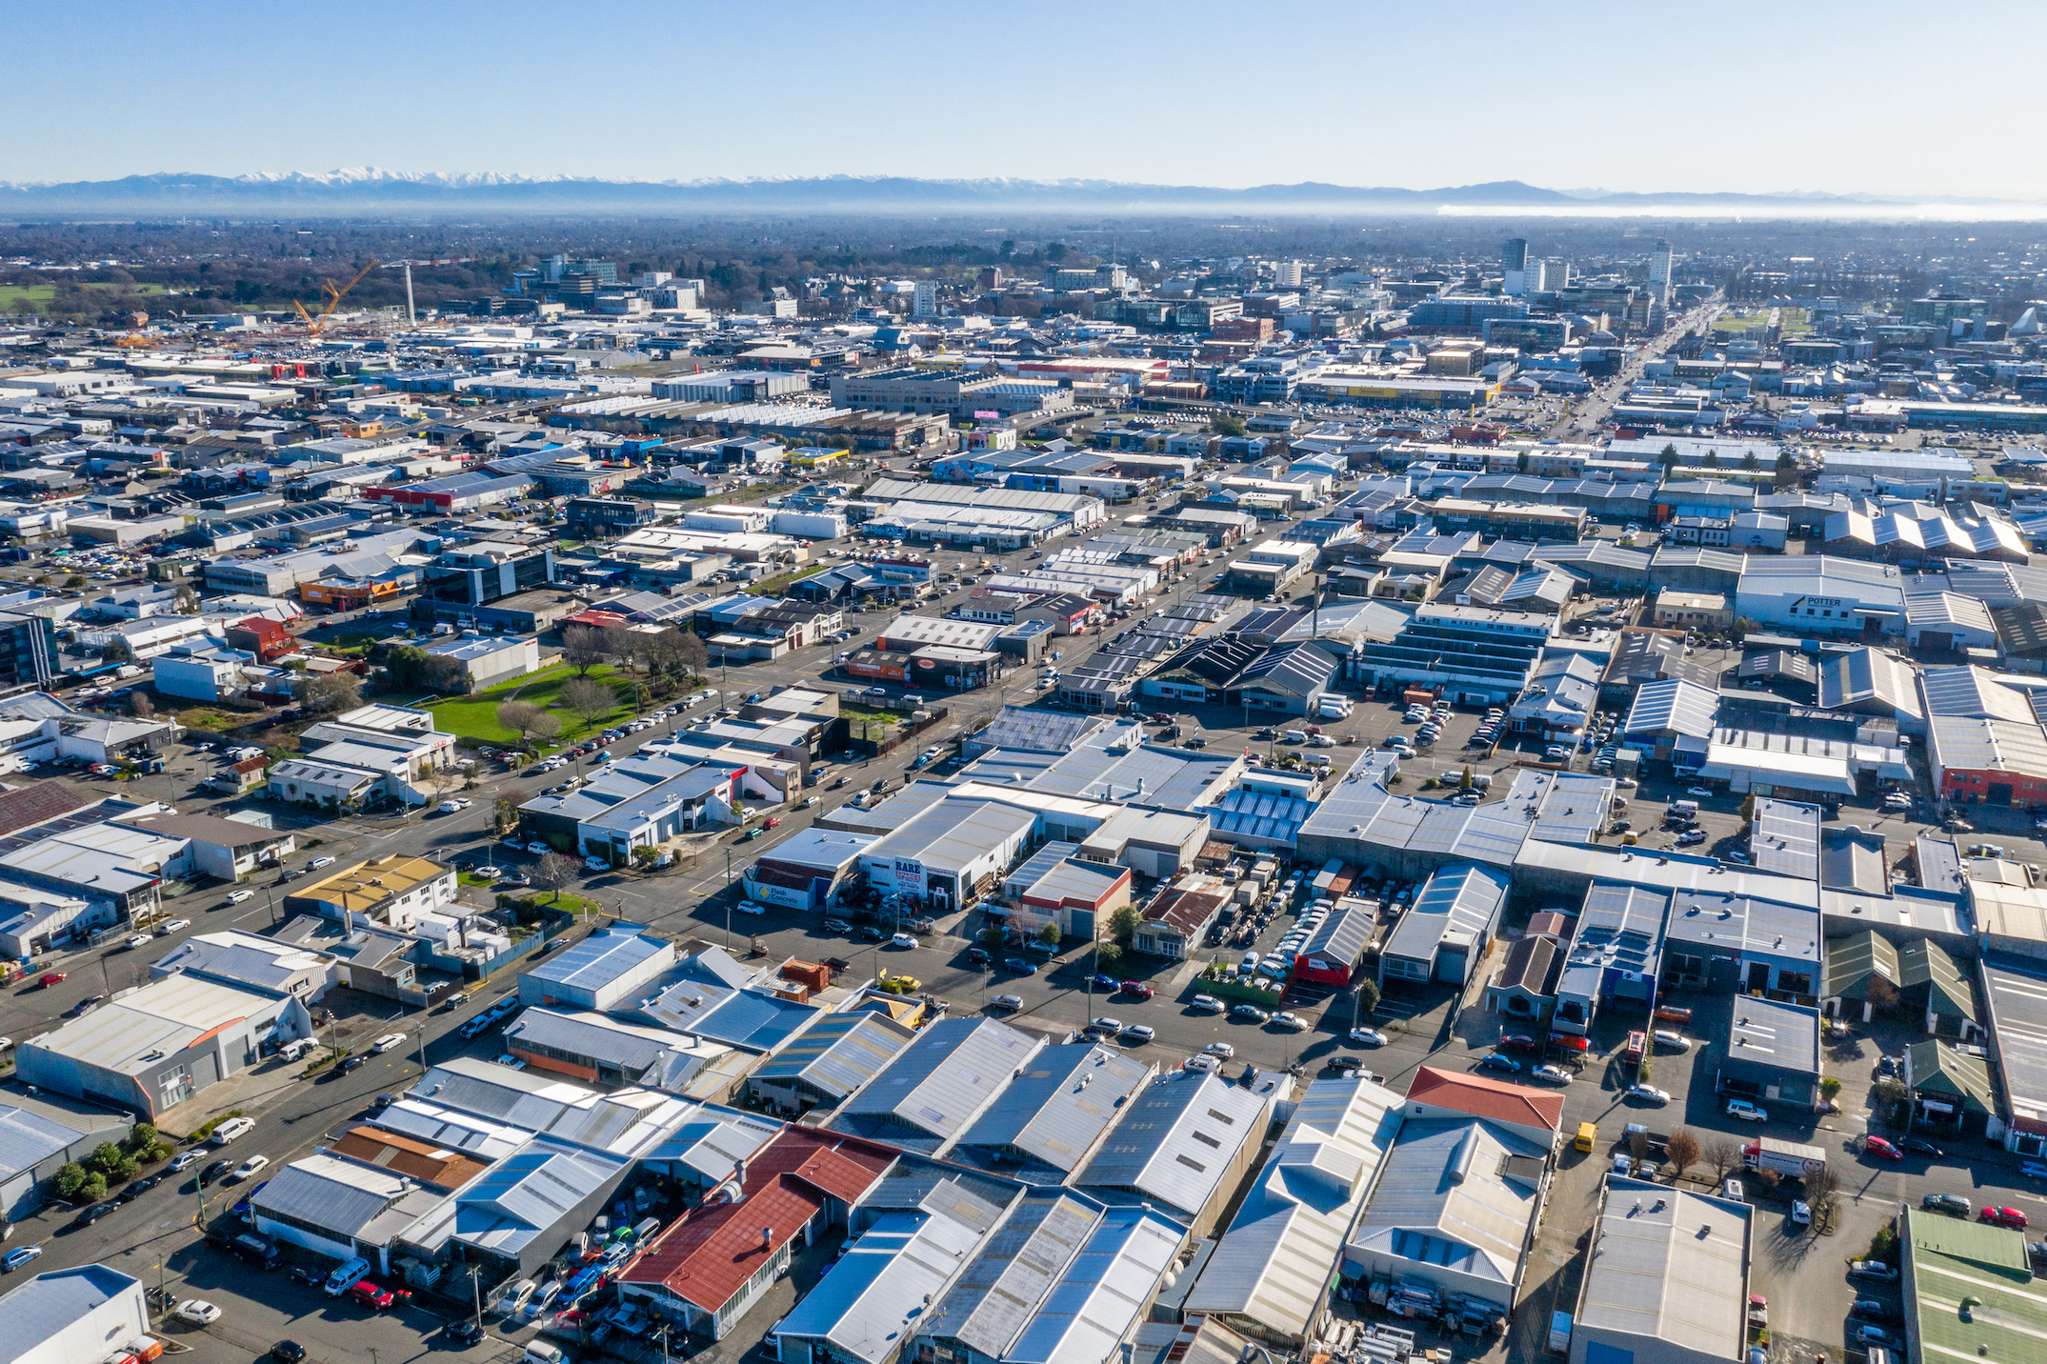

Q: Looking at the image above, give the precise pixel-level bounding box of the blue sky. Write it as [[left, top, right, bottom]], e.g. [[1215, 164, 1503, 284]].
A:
[[5, 0, 2044, 199]]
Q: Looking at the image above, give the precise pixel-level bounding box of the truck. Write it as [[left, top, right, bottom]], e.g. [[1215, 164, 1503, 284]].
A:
[[1743, 1137, 1827, 1180]]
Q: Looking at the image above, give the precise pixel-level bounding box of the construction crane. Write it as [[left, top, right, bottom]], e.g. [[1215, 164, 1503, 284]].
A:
[[292, 258, 379, 335]]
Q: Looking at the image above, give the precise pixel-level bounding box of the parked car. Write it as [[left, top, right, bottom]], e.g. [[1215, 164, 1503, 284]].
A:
[[1230, 1004, 1270, 1024], [1532, 1064, 1573, 1085], [1922, 1192, 1971, 1217], [1269, 1011, 1307, 1032], [174, 1299, 223, 1325], [1628, 1084, 1672, 1105], [1983, 1205, 2031, 1229], [1863, 1135, 1905, 1162], [1190, 994, 1225, 1014], [1849, 1260, 1899, 1282], [1349, 1027, 1387, 1047], [1, 1245, 41, 1272], [1498, 1033, 1540, 1053], [989, 994, 1023, 1012], [1724, 1099, 1769, 1123], [1478, 1053, 1522, 1074], [371, 1032, 406, 1054], [1901, 1136, 1945, 1159]]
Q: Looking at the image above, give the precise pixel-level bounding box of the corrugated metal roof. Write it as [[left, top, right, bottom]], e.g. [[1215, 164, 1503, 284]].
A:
[[773, 1209, 982, 1364], [0, 1103, 83, 1177], [917, 1190, 1101, 1357], [1077, 1069, 1268, 1220], [1347, 1116, 1545, 1286], [952, 1042, 1152, 1177], [833, 1016, 1042, 1153], [1003, 1203, 1186, 1364], [1575, 1177, 1749, 1357], [751, 1010, 916, 1103], [1185, 1076, 1403, 1341]]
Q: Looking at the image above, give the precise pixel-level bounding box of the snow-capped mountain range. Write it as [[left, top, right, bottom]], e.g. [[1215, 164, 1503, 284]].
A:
[[0, 170, 2027, 216]]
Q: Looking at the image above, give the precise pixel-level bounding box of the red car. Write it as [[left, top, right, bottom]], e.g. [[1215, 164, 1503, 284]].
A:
[[36, 971, 65, 989], [1119, 980, 1155, 999], [1863, 1136, 1904, 1162], [1981, 1206, 2029, 1229], [347, 1280, 413, 1311], [764, 817, 781, 829], [1498, 1033, 1541, 1053]]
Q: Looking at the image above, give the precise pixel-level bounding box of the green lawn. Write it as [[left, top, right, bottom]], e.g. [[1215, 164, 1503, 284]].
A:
[[752, 563, 827, 595], [0, 281, 167, 312], [426, 662, 638, 748]]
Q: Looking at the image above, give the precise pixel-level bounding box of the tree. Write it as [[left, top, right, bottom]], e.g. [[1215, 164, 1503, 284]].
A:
[[493, 793, 522, 835], [1095, 941, 1123, 972], [560, 677, 615, 730], [302, 672, 362, 717], [53, 1161, 91, 1202], [675, 631, 708, 677], [129, 691, 155, 719], [1806, 1161, 1840, 1220], [103, 636, 134, 664], [1210, 413, 1248, 438], [87, 1141, 138, 1181], [533, 852, 578, 904], [1354, 978, 1381, 1018], [631, 845, 660, 870], [1741, 451, 1760, 472], [1659, 443, 1680, 472], [1666, 1127, 1701, 1178], [1704, 1136, 1742, 1183], [498, 700, 546, 748], [600, 626, 639, 673], [1108, 905, 1140, 947], [1036, 922, 1060, 948], [1774, 450, 1800, 489], [562, 625, 608, 676]]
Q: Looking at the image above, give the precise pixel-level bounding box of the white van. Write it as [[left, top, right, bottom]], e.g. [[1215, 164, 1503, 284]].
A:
[[1281, 728, 1309, 744], [523, 1343, 569, 1364], [277, 1038, 315, 1063], [324, 1255, 371, 1295], [210, 1116, 256, 1146], [1303, 753, 1333, 769], [495, 1278, 537, 1317]]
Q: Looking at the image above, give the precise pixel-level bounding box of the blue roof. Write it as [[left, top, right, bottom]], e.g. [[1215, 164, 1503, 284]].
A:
[[4, 1265, 143, 1355], [526, 922, 668, 994]]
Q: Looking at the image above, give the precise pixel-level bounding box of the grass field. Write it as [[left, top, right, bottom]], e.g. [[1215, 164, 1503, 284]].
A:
[[0, 281, 168, 312], [1714, 306, 1809, 335], [426, 662, 636, 748]]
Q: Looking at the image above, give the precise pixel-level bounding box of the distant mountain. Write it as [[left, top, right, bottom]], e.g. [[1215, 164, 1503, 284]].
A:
[[0, 169, 1999, 216]]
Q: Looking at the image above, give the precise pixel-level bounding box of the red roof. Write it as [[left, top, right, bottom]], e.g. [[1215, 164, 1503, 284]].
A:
[[619, 1127, 894, 1312], [1406, 1065, 1565, 1135]]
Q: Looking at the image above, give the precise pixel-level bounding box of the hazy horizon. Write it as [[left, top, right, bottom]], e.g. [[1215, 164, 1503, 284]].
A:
[[6, 0, 2044, 202]]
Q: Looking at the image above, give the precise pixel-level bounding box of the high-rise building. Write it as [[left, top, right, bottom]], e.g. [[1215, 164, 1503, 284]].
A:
[[0, 611, 58, 690], [1649, 240, 1674, 307], [1276, 259, 1305, 288], [912, 281, 939, 319], [1502, 238, 1531, 296]]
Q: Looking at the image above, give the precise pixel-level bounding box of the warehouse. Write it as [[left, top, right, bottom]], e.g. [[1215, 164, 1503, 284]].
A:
[[1717, 997, 1822, 1110], [250, 1151, 446, 1270], [1076, 1066, 1271, 1234], [619, 1126, 896, 1340], [16, 973, 315, 1120], [830, 1015, 1042, 1154], [743, 1009, 916, 1117], [910, 1192, 1187, 1364], [1342, 1101, 1548, 1323], [1568, 1177, 1752, 1364], [857, 798, 1036, 914], [4, 1264, 153, 1364], [1187, 1076, 1403, 1349], [1350, 604, 1553, 706], [950, 1041, 1154, 1182], [0, 1098, 129, 1220], [517, 921, 675, 1013], [1379, 863, 1510, 987]]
